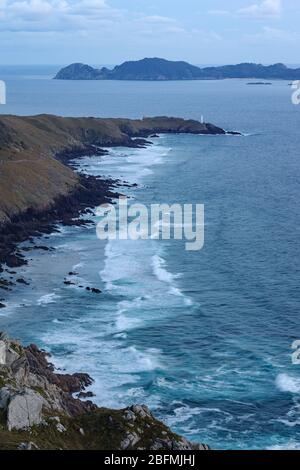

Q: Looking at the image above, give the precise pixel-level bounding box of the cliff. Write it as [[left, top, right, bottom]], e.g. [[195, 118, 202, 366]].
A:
[[54, 58, 300, 81], [0, 114, 225, 226], [0, 333, 209, 450]]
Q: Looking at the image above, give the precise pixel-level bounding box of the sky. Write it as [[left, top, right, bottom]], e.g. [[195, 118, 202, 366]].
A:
[[0, 0, 299, 65]]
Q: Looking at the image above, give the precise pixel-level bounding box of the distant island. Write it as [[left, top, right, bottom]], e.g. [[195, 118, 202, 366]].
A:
[[54, 58, 300, 81], [247, 82, 272, 85]]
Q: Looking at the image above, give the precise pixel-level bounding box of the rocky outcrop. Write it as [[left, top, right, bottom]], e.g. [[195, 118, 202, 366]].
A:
[[7, 390, 46, 431], [0, 334, 96, 431], [0, 333, 209, 450]]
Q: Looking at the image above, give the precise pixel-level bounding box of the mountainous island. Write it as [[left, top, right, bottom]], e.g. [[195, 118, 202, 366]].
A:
[[54, 58, 300, 81]]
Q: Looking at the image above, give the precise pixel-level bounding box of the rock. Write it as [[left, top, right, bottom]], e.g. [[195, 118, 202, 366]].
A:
[[7, 389, 46, 430], [0, 340, 6, 364], [150, 438, 172, 450], [0, 387, 11, 409], [68, 272, 78, 276], [48, 416, 60, 423], [6, 345, 21, 367], [16, 278, 30, 285], [130, 405, 152, 419], [119, 432, 140, 450], [123, 409, 136, 422], [91, 288, 101, 294], [56, 423, 67, 433], [86, 287, 101, 294], [77, 391, 95, 399], [64, 280, 75, 286], [0, 303, 6, 308], [17, 442, 39, 450]]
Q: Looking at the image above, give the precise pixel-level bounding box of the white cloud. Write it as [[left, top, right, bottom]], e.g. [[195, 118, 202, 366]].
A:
[[208, 0, 282, 19], [191, 28, 222, 42], [140, 15, 177, 24], [0, 0, 122, 31], [238, 0, 282, 18], [207, 10, 230, 17], [133, 14, 186, 36], [244, 25, 299, 42]]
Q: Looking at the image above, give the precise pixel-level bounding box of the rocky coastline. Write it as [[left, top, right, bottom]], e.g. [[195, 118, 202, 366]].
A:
[[0, 114, 230, 294], [0, 114, 231, 449], [0, 333, 209, 450]]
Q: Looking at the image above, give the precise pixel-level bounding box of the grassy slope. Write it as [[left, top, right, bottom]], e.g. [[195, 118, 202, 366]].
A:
[[0, 114, 223, 225], [0, 408, 182, 450]]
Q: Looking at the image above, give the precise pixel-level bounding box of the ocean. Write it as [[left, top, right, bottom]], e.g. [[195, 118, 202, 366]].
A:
[[0, 65, 300, 449]]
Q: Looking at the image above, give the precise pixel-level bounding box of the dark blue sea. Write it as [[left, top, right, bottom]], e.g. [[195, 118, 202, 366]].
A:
[[0, 65, 300, 449]]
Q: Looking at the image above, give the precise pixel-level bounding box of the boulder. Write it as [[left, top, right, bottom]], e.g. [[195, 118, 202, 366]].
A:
[[0, 387, 11, 409], [7, 389, 46, 430], [6, 345, 20, 367], [120, 432, 140, 450], [0, 340, 6, 364], [17, 442, 39, 450]]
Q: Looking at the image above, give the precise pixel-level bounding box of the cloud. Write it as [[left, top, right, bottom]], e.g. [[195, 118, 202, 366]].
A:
[[140, 15, 177, 25], [208, 0, 282, 19], [133, 14, 187, 36], [207, 10, 230, 17], [191, 28, 222, 42], [0, 0, 122, 31], [0, 1, 190, 37], [238, 0, 282, 18], [244, 25, 299, 42]]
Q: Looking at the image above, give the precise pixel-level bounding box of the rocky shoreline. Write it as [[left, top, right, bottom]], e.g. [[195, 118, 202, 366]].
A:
[[0, 333, 209, 450], [0, 114, 232, 448], [0, 114, 232, 300], [0, 173, 117, 269]]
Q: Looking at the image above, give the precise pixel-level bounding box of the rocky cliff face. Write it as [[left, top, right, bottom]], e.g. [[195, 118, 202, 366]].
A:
[[0, 333, 209, 450]]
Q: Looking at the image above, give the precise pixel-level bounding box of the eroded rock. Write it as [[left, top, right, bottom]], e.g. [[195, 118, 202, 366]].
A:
[[7, 389, 46, 430]]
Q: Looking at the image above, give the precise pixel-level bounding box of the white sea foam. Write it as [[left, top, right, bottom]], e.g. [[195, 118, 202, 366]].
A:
[[151, 255, 180, 284], [75, 142, 172, 185], [151, 254, 193, 305], [276, 374, 300, 394], [41, 324, 162, 409], [267, 441, 300, 450], [73, 262, 84, 271], [37, 293, 60, 306]]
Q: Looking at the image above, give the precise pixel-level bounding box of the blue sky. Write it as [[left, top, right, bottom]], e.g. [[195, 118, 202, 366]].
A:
[[0, 0, 298, 65]]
